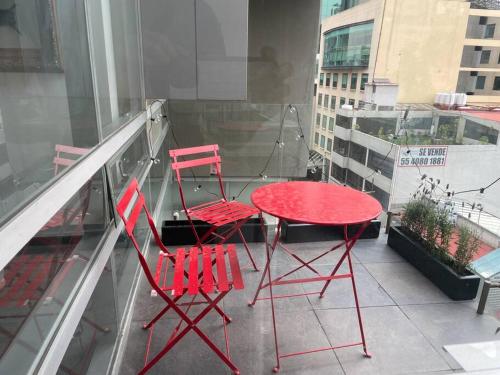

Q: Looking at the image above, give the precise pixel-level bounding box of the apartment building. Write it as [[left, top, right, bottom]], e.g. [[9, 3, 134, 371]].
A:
[[312, 0, 500, 211], [327, 107, 500, 218]]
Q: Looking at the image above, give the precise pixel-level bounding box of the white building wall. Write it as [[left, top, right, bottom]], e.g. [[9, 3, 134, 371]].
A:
[[391, 144, 500, 217]]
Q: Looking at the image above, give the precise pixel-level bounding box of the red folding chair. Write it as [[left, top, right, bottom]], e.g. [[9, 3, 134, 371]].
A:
[[117, 178, 245, 374], [169, 144, 260, 271]]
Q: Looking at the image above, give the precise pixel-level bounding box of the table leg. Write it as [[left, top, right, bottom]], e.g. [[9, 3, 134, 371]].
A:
[[251, 214, 281, 372], [248, 218, 281, 307], [319, 222, 371, 358]]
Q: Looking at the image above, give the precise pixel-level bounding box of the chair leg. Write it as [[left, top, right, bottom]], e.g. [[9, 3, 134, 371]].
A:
[[237, 228, 259, 271]]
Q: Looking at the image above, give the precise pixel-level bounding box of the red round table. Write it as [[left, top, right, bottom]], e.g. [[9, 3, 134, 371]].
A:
[[249, 181, 382, 372]]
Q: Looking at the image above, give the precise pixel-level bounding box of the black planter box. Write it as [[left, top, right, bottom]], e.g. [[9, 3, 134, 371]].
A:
[[387, 226, 480, 301], [280, 220, 381, 243], [161, 218, 265, 245]]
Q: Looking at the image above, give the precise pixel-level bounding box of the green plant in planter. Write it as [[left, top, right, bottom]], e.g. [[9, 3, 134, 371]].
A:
[[455, 225, 480, 274], [401, 199, 433, 236], [423, 208, 439, 251], [436, 207, 453, 257]]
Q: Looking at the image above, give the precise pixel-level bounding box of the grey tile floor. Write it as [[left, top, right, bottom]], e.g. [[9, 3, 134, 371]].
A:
[[119, 234, 500, 375]]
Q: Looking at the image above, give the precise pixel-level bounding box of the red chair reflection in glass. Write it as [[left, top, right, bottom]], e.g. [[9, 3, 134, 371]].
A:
[[117, 178, 245, 374], [169, 144, 259, 271]]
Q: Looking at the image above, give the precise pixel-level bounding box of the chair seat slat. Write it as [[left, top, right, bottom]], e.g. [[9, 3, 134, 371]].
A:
[[227, 245, 244, 290], [202, 246, 214, 293], [215, 245, 229, 292], [188, 248, 199, 295], [173, 249, 186, 296]]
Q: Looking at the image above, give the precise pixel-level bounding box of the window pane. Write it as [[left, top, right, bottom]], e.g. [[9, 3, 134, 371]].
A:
[[336, 114, 352, 129], [331, 162, 346, 182], [346, 169, 363, 189], [341, 73, 348, 89], [316, 113, 321, 125], [356, 117, 397, 138], [324, 94, 329, 107], [57, 258, 117, 375], [0, 171, 106, 373], [0, 1, 100, 225], [361, 73, 369, 90], [339, 97, 346, 107], [315, 132, 319, 145], [322, 115, 328, 129], [320, 135, 326, 148], [330, 96, 336, 110], [367, 150, 394, 178], [464, 120, 499, 144], [476, 75, 486, 89], [333, 137, 349, 156], [480, 50, 491, 64], [319, 73, 324, 85], [349, 142, 367, 164], [348, 99, 355, 107], [332, 73, 338, 88], [323, 21, 373, 68], [318, 93, 323, 106], [494, 77, 500, 90], [350, 73, 358, 90], [485, 24, 496, 38], [327, 138, 333, 151], [325, 73, 331, 86], [328, 117, 335, 131]]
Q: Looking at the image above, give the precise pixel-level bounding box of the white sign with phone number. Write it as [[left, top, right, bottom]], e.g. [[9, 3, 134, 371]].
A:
[[398, 146, 448, 167]]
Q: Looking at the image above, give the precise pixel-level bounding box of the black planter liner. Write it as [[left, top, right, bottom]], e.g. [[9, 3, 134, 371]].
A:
[[161, 218, 265, 245], [387, 226, 480, 301], [280, 220, 381, 243]]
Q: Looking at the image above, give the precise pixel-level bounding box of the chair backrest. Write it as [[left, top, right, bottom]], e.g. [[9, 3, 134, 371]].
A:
[[53, 144, 90, 176], [169, 144, 227, 214], [116, 178, 170, 296]]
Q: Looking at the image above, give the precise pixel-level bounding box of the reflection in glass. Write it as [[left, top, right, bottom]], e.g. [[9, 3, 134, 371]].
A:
[[323, 22, 373, 68], [0, 171, 106, 373], [0, 1, 99, 225]]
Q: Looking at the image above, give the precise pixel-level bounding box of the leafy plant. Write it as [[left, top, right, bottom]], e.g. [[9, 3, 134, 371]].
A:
[[454, 225, 480, 274], [401, 199, 433, 235], [436, 207, 453, 256], [423, 208, 438, 251]]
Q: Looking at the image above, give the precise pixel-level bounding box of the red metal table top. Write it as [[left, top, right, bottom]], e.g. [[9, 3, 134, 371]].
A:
[[251, 181, 382, 226]]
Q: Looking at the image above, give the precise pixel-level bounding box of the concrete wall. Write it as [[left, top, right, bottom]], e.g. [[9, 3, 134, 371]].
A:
[[375, 0, 470, 104]]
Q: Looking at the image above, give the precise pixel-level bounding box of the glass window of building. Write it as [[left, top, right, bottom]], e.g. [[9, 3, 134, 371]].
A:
[[372, 184, 390, 210], [315, 132, 320, 145], [320, 135, 326, 148], [346, 169, 364, 189], [476, 76, 486, 89], [318, 93, 323, 106], [326, 73, 331, 86], [367, 150, 395, 178], [480, 50, 491, 64], [349, 142, 367, 164], [356, 117, 397, 138], [331, 96, 337, 110], [331, 163, 346, 182], [360, 73, 369, 90], [336, 114, 352, 129], [485, 24, 496, 38], [494, 76, 500, 90], [340, 97, 346, 107], [324, 94, 330, 107], [333, 137, 349, 156], [332, 73, 339, 88], [323, 21, 374, 68], [320, 73, 325, 85], [351, 73, 358, 90], [437, 116, 460, 143], [327, 138, 333, 152], [349, 99, 355, 107], [328, 117, 335, 131], [342, 73, 348, 89], [322, 115, 328, 130], [464, 120, 499, 144], [316, 113, 322, 126]]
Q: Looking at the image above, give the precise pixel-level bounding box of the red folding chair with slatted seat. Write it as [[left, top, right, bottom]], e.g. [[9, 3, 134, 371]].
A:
[[169, 144, 260, 271], [117, 178, 245, 375]]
